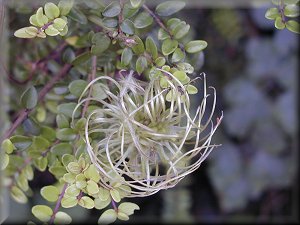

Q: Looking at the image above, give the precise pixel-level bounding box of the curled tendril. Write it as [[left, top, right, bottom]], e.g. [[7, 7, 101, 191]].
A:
[[72, 70, 223, 197]]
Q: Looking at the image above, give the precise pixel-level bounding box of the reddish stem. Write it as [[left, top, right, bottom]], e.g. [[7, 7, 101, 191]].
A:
[[49, 183, 68, 225]]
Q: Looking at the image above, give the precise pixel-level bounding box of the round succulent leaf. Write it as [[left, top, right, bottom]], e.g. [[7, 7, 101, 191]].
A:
[[159, 77, 169, 88], [63, 173, 76, 184], [94, 197, 111, 210], [286, 20, 300, 33], [29, 15, 40, 27], [54, 211, 72, 225], [91, 32, 111, 53], [22, 118, 41, 136], [177, 62, 194, 74], [36, 31, 47, 38], [24, 26, 39, 36], [162, 38, 178, 55], [66, 184, 80, 196], [84, 164, 100, 182], [185, 40, 208, 53], [166, 89, 176, 102], [181, 76, 190, 85], [41, 185, 60, 202], [130, 0, 143, 8], [59, 25, 68, 36], [53, 18, 67, 31], [136, 56, 148, 74], [58, 0, 74, 16], [68, 80, 88, 98], [173, 70, 187, 81], [275, 17, 286, 29], [146, 37, 158, 59], [67, 162, 81, 174], [117, 212, 129, 221], [23, 165, 34, 180], [56, 114, 70, 129], [11, 186, 28, 203], [16, 174, 29, 191], [21, 86, 38, 109], [68, 7, 87, 24], [2, 139, 15, 154], [40, 126, 56, 142], [36, 7, 48, 26], [102, 17, 118, 28], [155, 57, 166, 67], [57, 102, 80, 118], [131, 36, 145, 54], [51, 143, 72, 156], [187, 85, 198, 94], [158, 28, 170, 40], [32, 205, 53, 223], [134, 12, 153, 29], [56, 128, 77, 141], [75, 176, 87, 189], [121, 48, 133, 66], [171, 47, 185, 63], [78, 196, 94, 209], [284, 4, 300, 17], [14, 27, 36, 38], [0, 153, 9, 170], [173, 22, 190, 39], [87, 180, 99, 195], [61, 196, 78, 208], [33, 157, 48, 172], [98, 187, 110, 201], [167, 18, 181, 30], [102, 2, 121, 17], [62, 154, 76, 167], [265, 7, 280, 20], [155, 1, 186, 17], [45, 25, 60, 36], [120, 19, 135, 35], [44, 2, 60, 20], [10, 135, 32, 151], [110, 189, 121, 202], [118, 202, 140, 216], [98, 209, 117, 224]]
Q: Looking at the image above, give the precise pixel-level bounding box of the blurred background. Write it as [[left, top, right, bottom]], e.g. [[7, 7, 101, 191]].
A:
[[1, 0, 299, 224]]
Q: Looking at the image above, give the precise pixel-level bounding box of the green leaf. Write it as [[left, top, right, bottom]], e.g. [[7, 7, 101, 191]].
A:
[[36, 7, 48, 26], [51, 143, 72, 156], [78, 196, 95, 209], [121, 48, 133, 66], [10, 135, 32, 151], [171, 47, 185, 63], [275, 17, 285, 29], [130, 0, 143, 8], [41, 126, 56, 142], [84, 164, 101, 182], [72, 52, 92, 66], [14, 27, 37, 38], [160, 77, 169, 88], [162, 38, 178, 55], [63, 173, 76, 183], [134, 12, 153, 29], [118, 202, 140, 216], [98, 209, 117, 224], [53, 18, 67, 31], [155, 57, 166, 67], [123, 3, 140, 19], [29, 15, 39, 27], [62, 154, 75, 167], [54, 212, 72, 225], [102, 2, 121, 17], [66, 184, 80, 196], [110, 189, 121, 202], [132, 36, 145, 54], [87, 180, 99, 195], [61, 196, 78, 208], [102, 18, 118, 28], [284, 4, 300, 17], [32, 205, 53, 223], [166, 89, 176, 102], [41, 185, 60, 202], [0, 153, 9, 170], [265, 7, 280, 20], [68, 7, 87, 24], [146, 37, 158, 59], [44, 2, 60, 20], [283, 0, 300, 4], [173, 70, 187, 81], [16, 173, 29, 191], [286, 20, 300, 33], [117, 212, 129, 221], [92, 32, 111, 51], [173, 22, 190, 39], [45, 25, 60, 36], [23, 165, 34, 180], [187, 85, 198, 94], [155, 1, 186, 17], [22, 118, 41, 136], [56, 114, 70, 129], [94, 197, 111, 210], [136, 56, 148, 74], [57, 102, 80, 118], [185, 40, 208, 53], [56, 128, 77, 141], [1, 139, 15, 154], [98, 187, 110, 201], [91, 83, 109, 100], [33, 157, 48, 171], [120, 19, 135, 35], [11, 186, 28, 204], [158, 28, 170, 40], [167, 18, 181, 30], [177, 62, 194, 74], [21, 86, 38, 109], [58, 0, 74, 16], [67, 161, 81, 174]]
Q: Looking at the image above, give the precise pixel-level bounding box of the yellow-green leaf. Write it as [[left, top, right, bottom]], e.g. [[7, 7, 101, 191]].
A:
[[2, 139, 15, 154], [61, 196, 78, 208], [54, 211, 72, 225], [94, 197, 111, 210], [87, 180, 99, 195], [21, 86, 38, 109], [110, 189, 121, 202], [11, 186, 28, 204], [275, 17, 286, 29], [98, 209, 117, 224], [78, 196, 94, 209], [155, 1, 186, 17], [0, 153, 9, 170], [185, 40, 207, 53], [32, 205, 53, 223], [44, 2, 60, 20], [41, 185, 60, 202], [265, 7, 280, 20], [58, 0, 74, 16], [118, 202, 140, 216], [162, 38, 178, 55], [286, 20, 300, 33]]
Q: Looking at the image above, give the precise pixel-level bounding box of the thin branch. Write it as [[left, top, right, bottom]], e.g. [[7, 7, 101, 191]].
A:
[[142, 4, 172, 36], [49, 183, 68, 225], [0, 63, 72, 142]]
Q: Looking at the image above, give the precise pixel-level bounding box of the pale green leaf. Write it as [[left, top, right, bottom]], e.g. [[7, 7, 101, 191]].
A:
[[136, 56, 148, 74], [162, 38, 178, 55], [32, 205, 53, 223], [173, 22, 190, 39], [185, 40, 208, 53], [14, 27, 36, 38], [102, 2, 121, 17], [118, 202, 140, 216], [130, 0, 143, 8], [0, 153, 9, 170], [155, 1, 186, 17], [110, 189, 121, 202], [171, 47, 185, 63], [44, 2, 60, 20], [84, 164, 100, 182], [51, 143, 72, 156], [57, 102, 80, 118], [131, 35, 145, 54], [45, 25, 60, 36], [68, 80, 88, 97], [54, 211, 72, 225], [41, 185, 60, 202], [58, 0, 74, 16], [36, 7, 48, 26], [87, 180, 99, 195], [265, 7, 280, 20], [173, 70, 187, 81], [158, 28, 170, 40], [1, 139, 15, 154], [56, 128, 77, 141], [11, 186, 28, 204], [155, 57, 166, 67], [98, 209, 117, 224], [56, 114, 70, 129], [61, 196, 78, 208], [21, 86, 38, 109], [78, 196, 94, 209], [121, 48, 133, 66], [146, 37, 158, 59], [117, 212, 129, 221], [275, 17, 285, 29], [187, 85, 198, 94], [286, 20, 300, 33], [53, 18, 67, 31], [66, 184, 80, 196], [120, 19, 135, 35], [134, 12, 153, 29], [94, 197, 111, 210], [284, 4, 300, 17]]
